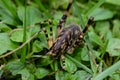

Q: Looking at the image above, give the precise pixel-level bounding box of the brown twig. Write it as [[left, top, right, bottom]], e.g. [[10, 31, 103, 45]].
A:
[[8, 24, 35, 36]]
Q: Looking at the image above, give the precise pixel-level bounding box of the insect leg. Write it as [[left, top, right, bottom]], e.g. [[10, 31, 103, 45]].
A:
[[56, 0, 73, 35], [47, 19, 53, 48], [61, 54, 66, 70], [83, 16, 94, 34], [36, 19, 53, 48]]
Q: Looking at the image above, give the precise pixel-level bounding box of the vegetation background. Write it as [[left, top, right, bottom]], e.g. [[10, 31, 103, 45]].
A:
[[0, 0, 120, 80]]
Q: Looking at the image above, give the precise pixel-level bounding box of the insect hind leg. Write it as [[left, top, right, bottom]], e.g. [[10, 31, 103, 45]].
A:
[[60, 54, 66, 70], [36, 19, 53, 48]]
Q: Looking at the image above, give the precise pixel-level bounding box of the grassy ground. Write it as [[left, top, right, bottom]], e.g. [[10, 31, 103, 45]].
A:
[[0, 0, 120, 80]]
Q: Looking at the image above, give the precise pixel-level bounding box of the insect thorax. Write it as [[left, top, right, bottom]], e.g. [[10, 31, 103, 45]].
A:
[[47, 24, 84, 58]]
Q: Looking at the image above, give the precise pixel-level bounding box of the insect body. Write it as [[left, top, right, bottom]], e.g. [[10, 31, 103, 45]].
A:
[[48, 24, 83, 58], [47, 17, 94, 59], [40, 0, 94, 69]]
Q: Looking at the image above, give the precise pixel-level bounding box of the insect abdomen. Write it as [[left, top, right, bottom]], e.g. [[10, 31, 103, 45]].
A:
[[47, 24, 83, 58]]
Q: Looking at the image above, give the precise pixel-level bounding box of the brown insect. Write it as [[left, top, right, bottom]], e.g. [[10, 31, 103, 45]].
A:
[[40, 0, 94, 69]]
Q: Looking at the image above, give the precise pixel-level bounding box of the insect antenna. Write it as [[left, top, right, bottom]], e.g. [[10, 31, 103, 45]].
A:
[[83, 16, 94, 34]]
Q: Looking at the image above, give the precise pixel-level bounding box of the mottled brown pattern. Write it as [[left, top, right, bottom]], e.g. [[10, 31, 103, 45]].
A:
[[47, 24, 84, 58]]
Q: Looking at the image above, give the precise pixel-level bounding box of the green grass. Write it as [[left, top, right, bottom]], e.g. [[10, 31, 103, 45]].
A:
[[0, 0, 120, 80], [20, 0, 27, 63]]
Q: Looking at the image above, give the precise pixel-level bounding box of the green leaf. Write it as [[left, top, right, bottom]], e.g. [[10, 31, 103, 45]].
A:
[[86, 0, 105, 16], [10, 30, 23, 42], [17, 6, 43, 26], [89, 8, 114, 21], [92, 50, 101, 59], [52, 0, 69, 9], [0, 33, 18, 55], [88, 31, 103, 46], [35, 68, 50, 79], [0, 70, 4, 78], [53, 11, 63, 21], [25, 63, 36, 74], [72, 2, 85, 27], [17, 68, 34, 80], [50, 60, 58, 71], [106, 0, 120, 6], [4, 60, 24, 75], [109, 72, 120, 80], [0, 0, 16, 17], [37, 33, 48, 47], [66, 54, 92, 74], [63, 57, 77, 73], [106, 38, 120, 56], [112, 20, 120, 38], [29, 25, 40, 35], [10, 30, 30, 42], [32, 40, 45, 52], [0, 23, 12, 32], [95, 21, 110, 35], [32, 34, 48, 53], [0, 13, 17, 25], [34, 0, 47, 12], [73, 70, 91, 80], [36, 56, 52, 66], [81, 46, 89, 61], [101, 40, 109, 59], [104, 30, 113, 41], [0, 0, 19, 25], [71, 47, 83, 61], [55, 71, 74, 80], [93, 60, 120, 80]]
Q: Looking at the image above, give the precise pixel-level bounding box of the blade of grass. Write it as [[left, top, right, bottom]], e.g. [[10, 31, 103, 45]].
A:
[[20, 0, 27, 63], [101, 40, 108, 59], [85, 38, 97, 74], [73, 2, 85, 28], [85, 0, 105, 16], [34, 0, 50, 18], [93, 60, 120, 80], [84, 0, 105, 75], [65, 54, 93, 74], [34, 0, 46, 12]]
